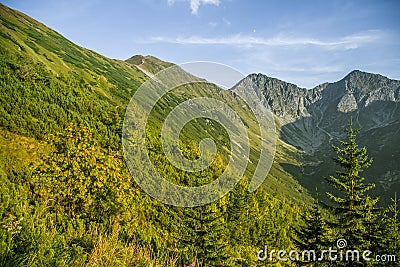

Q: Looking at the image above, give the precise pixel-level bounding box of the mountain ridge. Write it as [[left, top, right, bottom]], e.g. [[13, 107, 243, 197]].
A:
[[240, 70, 400, 120], [237, 70, 400, 203]]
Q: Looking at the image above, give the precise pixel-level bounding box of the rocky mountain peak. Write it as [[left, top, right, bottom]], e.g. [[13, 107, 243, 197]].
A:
[[237, 73, 320, 120], [239, 70, 400, 118], [338, 70, 400, 109]]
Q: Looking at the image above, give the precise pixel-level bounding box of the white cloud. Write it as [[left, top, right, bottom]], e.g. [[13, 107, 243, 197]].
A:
[[190, 0, 220, 15], [150, 30, 384, 50], [167, 0, 220, 15]]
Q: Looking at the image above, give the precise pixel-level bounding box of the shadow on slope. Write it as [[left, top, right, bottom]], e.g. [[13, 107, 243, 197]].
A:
[[279, 91, 400, 205]]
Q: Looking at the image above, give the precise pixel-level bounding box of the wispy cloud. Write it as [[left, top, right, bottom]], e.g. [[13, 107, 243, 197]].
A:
[[168, 0, 220, 15], [149, 30, 384, 50]]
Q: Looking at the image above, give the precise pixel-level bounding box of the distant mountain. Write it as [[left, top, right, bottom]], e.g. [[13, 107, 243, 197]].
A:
[[126, 55, 174, 76], [237, 70, 400, 203]]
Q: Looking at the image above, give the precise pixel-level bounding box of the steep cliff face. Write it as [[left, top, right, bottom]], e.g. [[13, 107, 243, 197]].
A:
[[338, 70, 400, 109], [236, 70, 400, 202], [240, 73, 323, 120]]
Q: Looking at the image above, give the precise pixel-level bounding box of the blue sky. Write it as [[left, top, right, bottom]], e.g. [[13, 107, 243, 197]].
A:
[[3, 0, 400, 88]]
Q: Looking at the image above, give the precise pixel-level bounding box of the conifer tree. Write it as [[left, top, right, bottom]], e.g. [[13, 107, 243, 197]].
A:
[[171, 201, 229, 267], [325, 120, 379, 266], [383, 193, 399, 266], [227, 179, 251, 246], [293, 190, 331, 266]]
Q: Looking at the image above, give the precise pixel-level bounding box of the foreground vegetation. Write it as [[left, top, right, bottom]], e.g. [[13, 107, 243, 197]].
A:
[[1, 122, 398, 266]]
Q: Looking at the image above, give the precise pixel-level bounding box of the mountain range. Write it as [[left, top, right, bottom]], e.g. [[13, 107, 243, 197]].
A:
[[238, 70, 400, 203], [1, 2, 398, 204]]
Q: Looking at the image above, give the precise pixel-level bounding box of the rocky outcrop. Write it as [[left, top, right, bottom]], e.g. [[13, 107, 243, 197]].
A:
[[342, 70, 400, 108], [237, 73, 322, 121], [337, 93, 358, 113]]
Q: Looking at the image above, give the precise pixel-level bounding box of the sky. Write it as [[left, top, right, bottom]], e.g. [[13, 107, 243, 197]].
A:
[[2, 0, 400, 88]]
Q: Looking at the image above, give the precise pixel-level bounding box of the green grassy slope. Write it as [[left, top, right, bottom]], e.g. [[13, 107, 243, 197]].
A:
[[0, 3, 312, 205], [0, 3, 145, 100], [0, 3, 147, 148]]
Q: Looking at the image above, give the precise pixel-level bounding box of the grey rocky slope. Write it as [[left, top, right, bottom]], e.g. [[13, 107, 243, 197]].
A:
[[236, 70, 400, 203]]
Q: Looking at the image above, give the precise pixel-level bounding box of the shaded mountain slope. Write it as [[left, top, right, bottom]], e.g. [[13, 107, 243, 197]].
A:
[[238, 70, 400, 203]]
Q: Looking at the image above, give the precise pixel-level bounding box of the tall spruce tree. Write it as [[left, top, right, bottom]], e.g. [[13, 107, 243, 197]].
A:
[[227, 179, 251, 246], [325, 120, 379, 266], [170, 201, 229, 267], [293, 190, 332, 266]]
